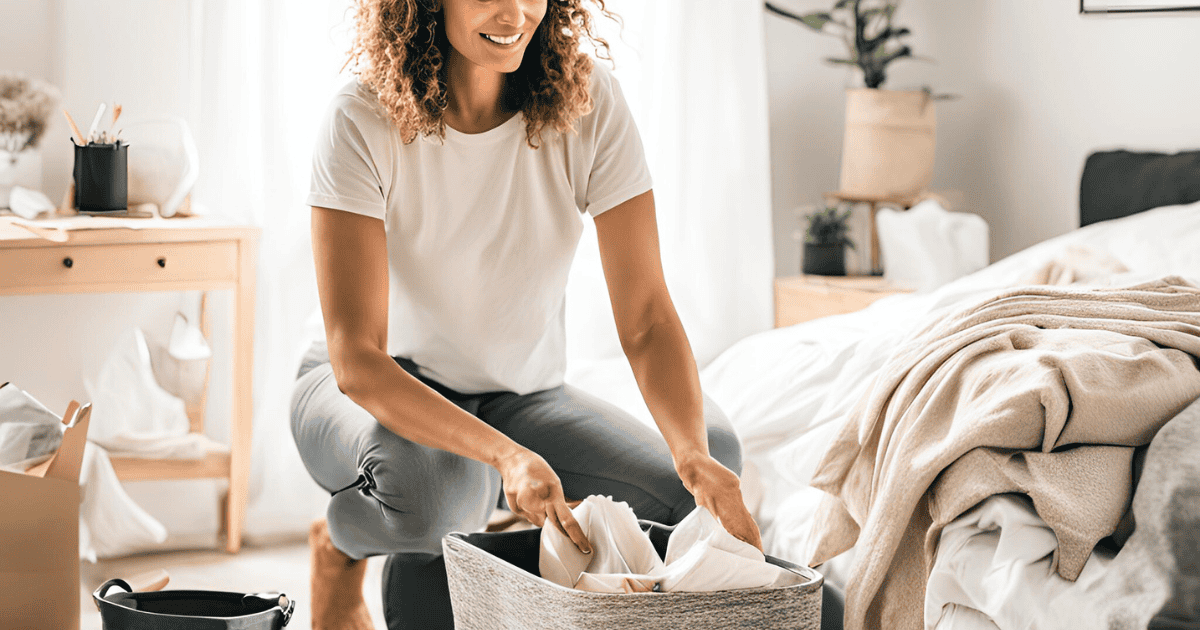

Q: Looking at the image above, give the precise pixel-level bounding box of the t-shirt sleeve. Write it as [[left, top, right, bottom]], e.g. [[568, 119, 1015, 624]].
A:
[[581, 65, 653, 218], [306, 89, 392, 221]]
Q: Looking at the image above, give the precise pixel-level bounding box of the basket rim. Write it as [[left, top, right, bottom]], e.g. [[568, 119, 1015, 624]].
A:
[[443, 531, 824, 598]]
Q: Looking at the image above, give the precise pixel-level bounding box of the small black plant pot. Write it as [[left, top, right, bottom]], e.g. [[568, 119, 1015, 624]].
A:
[[802, 243, 846, 276]]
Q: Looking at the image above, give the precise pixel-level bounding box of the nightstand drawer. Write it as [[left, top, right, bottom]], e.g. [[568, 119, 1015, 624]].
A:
[[0, 241, 239, 292]]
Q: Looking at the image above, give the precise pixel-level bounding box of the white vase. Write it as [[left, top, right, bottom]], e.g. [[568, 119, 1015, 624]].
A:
[[0, 148, 44, 209]]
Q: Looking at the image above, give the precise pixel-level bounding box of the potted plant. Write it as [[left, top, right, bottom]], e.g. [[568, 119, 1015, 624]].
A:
[[0, 72, 60, 209], [802, 206, 856, 276], [766, 0, 950, 199]]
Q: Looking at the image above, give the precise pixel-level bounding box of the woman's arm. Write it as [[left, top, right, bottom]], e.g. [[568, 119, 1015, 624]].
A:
[[311, 206, 590, 552], [593, 190, 762, 550]]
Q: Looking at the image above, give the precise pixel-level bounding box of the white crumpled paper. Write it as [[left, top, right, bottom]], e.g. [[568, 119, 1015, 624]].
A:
[[0, 381, 63, 471], [84, 327, 211, 458], [150, 311, 213, 407], [78, 441, 168, 562], [540, 495, 797, 593]]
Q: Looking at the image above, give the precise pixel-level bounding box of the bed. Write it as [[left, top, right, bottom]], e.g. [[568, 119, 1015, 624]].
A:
[[567, 149, 1200, 630]]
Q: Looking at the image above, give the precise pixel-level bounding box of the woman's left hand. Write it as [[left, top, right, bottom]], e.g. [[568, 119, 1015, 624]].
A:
[[676, 454, 763, 552]]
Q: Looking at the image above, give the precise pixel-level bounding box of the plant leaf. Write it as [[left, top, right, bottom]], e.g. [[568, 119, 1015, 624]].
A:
[[764, 2, 828, 31], [824, 57, 859, 66], [798, 11, 833, 31]]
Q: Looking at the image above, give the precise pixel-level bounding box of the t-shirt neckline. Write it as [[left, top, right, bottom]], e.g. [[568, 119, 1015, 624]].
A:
[[442, 111, 525, 145]]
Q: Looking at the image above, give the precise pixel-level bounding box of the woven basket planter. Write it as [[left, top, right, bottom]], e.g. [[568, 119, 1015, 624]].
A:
[[442, 520, 823, 630]]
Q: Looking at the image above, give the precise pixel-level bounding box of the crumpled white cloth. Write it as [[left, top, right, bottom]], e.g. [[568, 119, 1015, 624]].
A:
[[926, 494, 1114, 630], [540, 495, 795, 593]]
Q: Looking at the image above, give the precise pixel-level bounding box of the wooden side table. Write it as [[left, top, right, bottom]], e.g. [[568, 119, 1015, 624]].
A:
[[823, 191, 918, 275], [0, 214, 258, 553], [774, 274, 912, 327]]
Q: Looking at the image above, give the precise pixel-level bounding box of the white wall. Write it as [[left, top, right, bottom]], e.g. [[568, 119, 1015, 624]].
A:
[[765, 0, 1200, 274], [0, 0, 58, 81], [968, 2, 1200, 260]]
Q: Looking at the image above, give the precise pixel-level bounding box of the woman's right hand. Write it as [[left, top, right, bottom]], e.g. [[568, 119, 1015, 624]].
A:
[[496, 448, 592, 555]]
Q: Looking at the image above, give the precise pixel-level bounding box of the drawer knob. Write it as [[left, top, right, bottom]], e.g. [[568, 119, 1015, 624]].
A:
[[157, 257, 166, 268], [62, 257, 73, 268]]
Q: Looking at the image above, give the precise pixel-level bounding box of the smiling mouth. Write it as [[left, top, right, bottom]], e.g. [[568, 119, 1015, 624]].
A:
[[481, 32, 523, 46]]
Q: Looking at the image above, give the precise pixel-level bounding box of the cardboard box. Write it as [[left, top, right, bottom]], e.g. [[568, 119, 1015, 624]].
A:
[[0, 397, 92, 630]]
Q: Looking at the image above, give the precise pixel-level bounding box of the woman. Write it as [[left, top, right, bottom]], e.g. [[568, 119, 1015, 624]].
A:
[[290, 0, 762, 628]]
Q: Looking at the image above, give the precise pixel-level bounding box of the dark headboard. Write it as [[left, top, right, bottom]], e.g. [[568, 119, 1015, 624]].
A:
[[1080, 150, 1200, 226]]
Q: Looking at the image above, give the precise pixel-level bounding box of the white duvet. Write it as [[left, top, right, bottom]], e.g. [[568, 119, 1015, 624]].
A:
[[566, 200, 1200, 629]]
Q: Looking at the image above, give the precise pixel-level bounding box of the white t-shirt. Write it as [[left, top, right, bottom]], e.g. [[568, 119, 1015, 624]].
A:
[[306, 62, 652, 395]]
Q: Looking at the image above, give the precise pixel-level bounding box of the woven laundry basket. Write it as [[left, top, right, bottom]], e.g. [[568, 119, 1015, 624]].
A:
[[442, 519, 823, 630]]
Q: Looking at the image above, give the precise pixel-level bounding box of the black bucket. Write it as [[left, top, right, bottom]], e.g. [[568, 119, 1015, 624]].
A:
[[92, 579, 294, 630]]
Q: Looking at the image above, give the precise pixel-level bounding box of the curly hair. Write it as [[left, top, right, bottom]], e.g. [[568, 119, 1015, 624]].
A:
[[344, 0, 617, 149]]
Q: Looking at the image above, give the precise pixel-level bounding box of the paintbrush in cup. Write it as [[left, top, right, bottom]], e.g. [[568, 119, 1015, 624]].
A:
[[63, 109, 85, 145]]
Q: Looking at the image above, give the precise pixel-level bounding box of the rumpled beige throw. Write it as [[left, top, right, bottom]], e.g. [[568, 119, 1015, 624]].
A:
[[807, 276, 1200, 630]]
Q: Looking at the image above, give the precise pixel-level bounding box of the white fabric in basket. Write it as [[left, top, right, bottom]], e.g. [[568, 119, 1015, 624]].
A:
[[540, 495, 791, 593]]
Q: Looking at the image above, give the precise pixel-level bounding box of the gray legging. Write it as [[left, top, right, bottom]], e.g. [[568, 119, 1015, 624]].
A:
[[289, 341, 743, 629]]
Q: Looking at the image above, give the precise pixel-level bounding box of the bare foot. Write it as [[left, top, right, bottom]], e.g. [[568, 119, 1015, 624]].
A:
[[309, 519, 374, 630]]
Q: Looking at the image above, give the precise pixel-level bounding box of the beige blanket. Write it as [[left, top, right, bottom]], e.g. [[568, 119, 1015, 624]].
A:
[[806, 276, 1200, 630]]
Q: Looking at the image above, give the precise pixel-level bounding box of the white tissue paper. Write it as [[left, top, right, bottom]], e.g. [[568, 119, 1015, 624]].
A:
[[78, 441, 168, 562], [122, 116, 200, 218], [0, 382, 62, 471], [148, 311, 213, 407], [83, 327, 209, 458], [540, 495, 796, 593], [8, 186, 56, 220], [876, 199, 989, 293]]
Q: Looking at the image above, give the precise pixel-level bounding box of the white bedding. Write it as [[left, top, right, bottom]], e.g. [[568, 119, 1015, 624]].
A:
[[925, 494, 1116, 630], [566, 200, 1200, 629]]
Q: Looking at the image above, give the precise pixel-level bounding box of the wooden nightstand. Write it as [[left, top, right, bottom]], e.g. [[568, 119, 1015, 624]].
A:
[[774, 274, 912, 327]]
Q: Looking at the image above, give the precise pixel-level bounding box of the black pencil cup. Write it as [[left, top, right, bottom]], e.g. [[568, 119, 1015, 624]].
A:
[[73, 141, 128, 212]]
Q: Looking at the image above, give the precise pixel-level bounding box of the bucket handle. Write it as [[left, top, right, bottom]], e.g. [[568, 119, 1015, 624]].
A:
[[93, 578, 132, 606], [244, 593, 295, 627]]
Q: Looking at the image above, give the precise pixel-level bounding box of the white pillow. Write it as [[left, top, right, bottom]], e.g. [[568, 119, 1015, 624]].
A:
[[877, 200, 989, 293]]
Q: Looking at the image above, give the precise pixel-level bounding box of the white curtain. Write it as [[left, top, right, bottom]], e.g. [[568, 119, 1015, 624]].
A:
[[189, 0, 356, 541], [564, 0, 775, 423], [186, 0, 774, 542]]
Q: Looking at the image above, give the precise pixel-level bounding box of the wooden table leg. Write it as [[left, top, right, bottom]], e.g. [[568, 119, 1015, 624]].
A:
[[226, 235, 257, 553], [868, 201, 882, 275]]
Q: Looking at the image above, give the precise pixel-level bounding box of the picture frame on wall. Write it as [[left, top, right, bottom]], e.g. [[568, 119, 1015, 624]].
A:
[[1081, 0, 1200, 12]]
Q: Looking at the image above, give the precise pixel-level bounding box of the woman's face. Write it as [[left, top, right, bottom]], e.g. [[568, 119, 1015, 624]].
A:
[[441, 0, 547, 74]]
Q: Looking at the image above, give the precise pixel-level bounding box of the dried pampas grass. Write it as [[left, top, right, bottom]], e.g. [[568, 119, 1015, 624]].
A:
[[0, 72, 61, 155]]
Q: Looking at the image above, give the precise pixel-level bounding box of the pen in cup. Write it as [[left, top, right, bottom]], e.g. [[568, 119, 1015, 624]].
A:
[[85, 102, 106, 145]]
